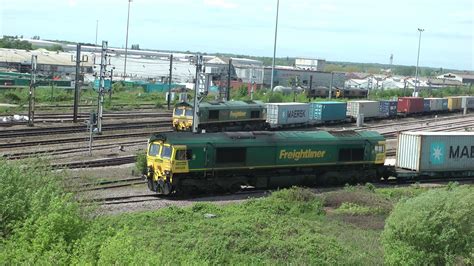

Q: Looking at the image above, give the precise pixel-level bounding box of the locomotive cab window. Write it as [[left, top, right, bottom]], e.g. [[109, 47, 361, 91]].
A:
[[185, 109, 193, 117], [174, 109, 184, 116], [339, 148, 364, 162], [148, 144, 160, 156], [161, 145, 172, 159], [216, 147, 246, 164], [375, 145, 385, 153], [175, 149, 193, 161], [208, 110, 219, 120], [251, 110, 260, 118]]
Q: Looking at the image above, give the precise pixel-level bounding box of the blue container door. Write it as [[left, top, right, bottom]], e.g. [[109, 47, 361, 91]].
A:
[[423, 99, 431, 112], [442, 99, 448, 110]]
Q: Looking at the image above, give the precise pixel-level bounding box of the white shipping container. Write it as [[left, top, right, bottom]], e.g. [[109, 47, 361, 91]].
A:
[[396, 131, 474, 172], [346, 100, 380, 118], [461, 96, 474, 109], [424, 98, 444, 111], [266, 103, 310, 127]]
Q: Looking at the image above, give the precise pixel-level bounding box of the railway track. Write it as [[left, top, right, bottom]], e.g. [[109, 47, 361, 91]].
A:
[[0, 120, 171, 138], [52, 155, 137, 169], [83, 193, 162, 205], [3, 140, 146, 160], [358, 113, 474, 131], [0, 128, 172, 149], [51, 155, 135, 169], [0, 110, 171, 125], [376, 117, 474, 138], [72, 177, 145, 192], [81, 177, 473, 206], [84, 188, 267, 205]]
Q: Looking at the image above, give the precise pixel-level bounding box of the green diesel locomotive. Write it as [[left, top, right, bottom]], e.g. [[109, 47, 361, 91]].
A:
[[145, 131, 386, 195], [172, 100, 266, 132]]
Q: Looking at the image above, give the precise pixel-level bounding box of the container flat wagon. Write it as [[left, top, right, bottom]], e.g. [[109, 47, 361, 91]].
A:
[[394, 131, 474, 180]]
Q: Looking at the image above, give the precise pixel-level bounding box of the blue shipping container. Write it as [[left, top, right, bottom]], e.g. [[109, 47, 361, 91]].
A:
[[309, 101, 347, 122], [423, 99, 431, 112], [441, 99, 448, 110], [379, 100, 397, 117]]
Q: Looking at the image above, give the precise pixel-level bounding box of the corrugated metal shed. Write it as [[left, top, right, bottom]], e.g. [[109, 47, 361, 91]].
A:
[[0, 48, 93, 67]]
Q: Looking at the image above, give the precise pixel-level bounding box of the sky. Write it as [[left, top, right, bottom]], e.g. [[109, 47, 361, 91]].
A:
[[1, 0, 473, 70]]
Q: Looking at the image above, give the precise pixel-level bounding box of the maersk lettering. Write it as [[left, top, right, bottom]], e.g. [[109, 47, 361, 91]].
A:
[[449, 146, 474, 159], [287, 110, 306, 118]]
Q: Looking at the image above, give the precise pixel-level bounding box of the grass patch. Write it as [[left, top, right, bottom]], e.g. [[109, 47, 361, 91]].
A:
[[333, 202, 386, 216], [2, 158, 468, 265], [69, 187, 384, 265]]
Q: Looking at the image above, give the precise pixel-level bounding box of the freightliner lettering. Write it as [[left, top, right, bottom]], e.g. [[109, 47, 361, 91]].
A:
[[279, 149, 326, 161]]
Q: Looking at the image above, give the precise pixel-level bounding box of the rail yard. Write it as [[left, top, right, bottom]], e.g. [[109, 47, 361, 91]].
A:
[[2, 1, 473, 263], [2, 102, 473, 215]]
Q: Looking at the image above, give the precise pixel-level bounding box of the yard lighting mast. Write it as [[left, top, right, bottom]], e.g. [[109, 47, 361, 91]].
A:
[[192, 54, 204, 133], [414, 28, 424, 96], [97, 41, 109, 134], [28, 55, 37, 127], [124, 0, 132, 78], [270, 0, 280, 92]]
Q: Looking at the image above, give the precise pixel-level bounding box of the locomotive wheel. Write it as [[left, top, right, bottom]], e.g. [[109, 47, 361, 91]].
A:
[[229, 183, 242, 193], [162, 182, 172, 195], [147, 178, 157, 192]]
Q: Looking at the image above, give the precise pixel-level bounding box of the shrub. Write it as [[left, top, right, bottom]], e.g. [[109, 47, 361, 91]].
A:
[[268, 92, 283, 103], [3, 92, 22, 103], [382, 186, 474, 265], [135, 152, 147, 175], [0, 159, 87, 264]]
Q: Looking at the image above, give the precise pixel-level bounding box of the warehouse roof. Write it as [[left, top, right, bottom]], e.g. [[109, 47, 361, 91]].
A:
[[0, 48, 94, 67]]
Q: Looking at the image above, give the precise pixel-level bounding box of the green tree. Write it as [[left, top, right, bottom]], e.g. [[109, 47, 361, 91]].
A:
[[0, 36, 33, 50]]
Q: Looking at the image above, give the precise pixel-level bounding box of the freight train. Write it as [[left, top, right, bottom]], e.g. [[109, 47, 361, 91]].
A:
[[172, 96, 474, 132], [172, 101, 266, 132], [307, 87, 369, 99], [144, 131, 474, 195]]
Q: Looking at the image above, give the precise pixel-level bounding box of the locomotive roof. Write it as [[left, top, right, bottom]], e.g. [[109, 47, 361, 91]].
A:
[[149, 130, 384, 146], [175, 100, 265, 108]]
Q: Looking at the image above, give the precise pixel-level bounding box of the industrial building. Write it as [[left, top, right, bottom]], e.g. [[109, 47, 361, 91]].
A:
[[205, 56, 264, 84], [294, 58, 326, 71], [0, 48, 94, 77], [263, 66, 345, 89]]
